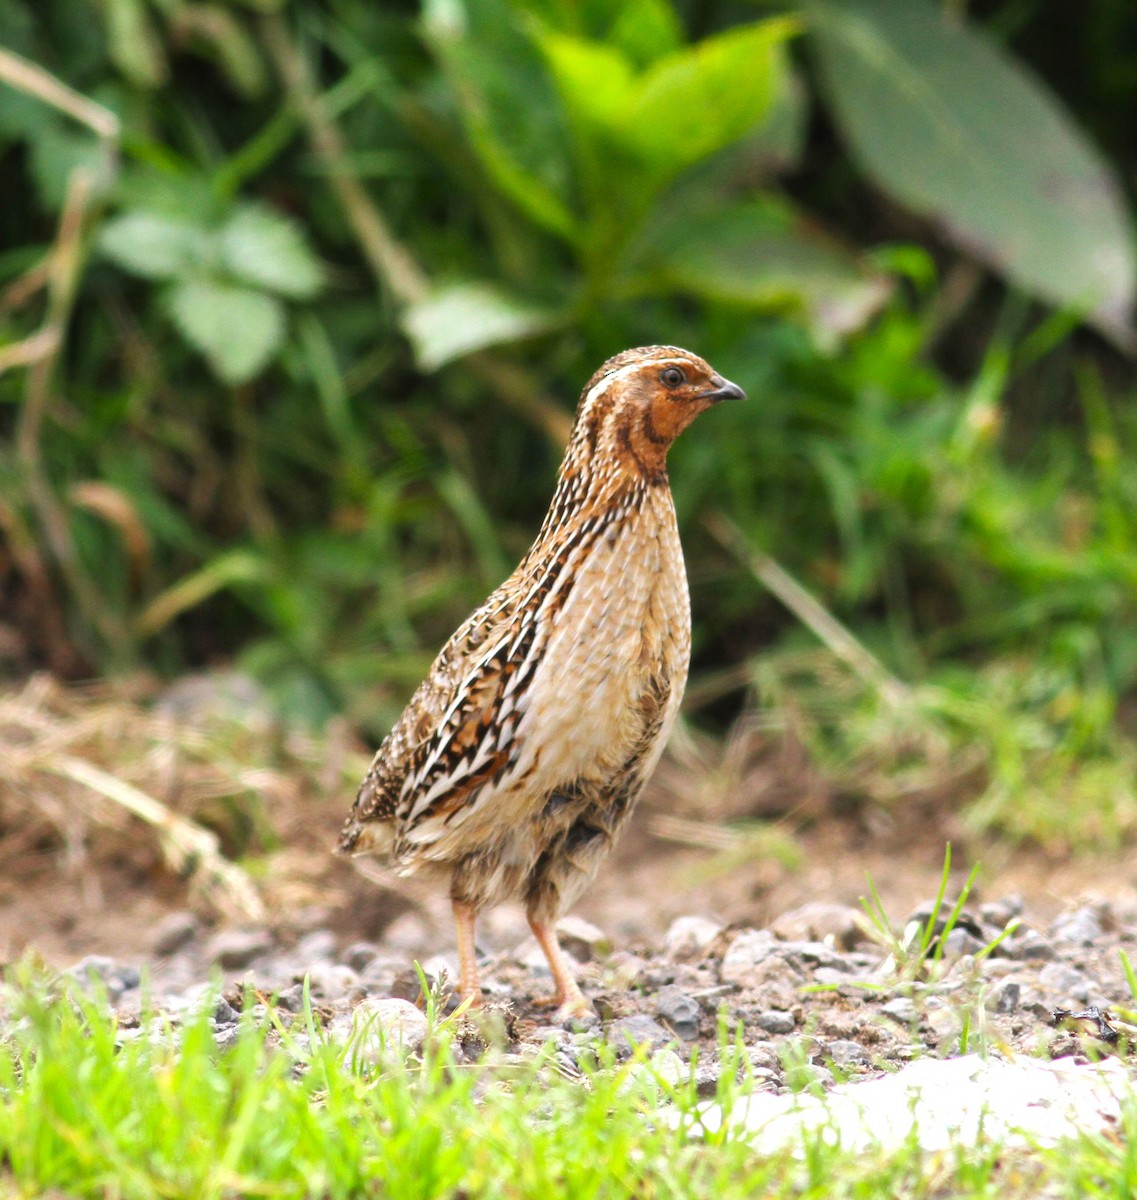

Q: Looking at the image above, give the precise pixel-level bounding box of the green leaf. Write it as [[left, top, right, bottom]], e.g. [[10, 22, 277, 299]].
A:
[[624, 19, 798, 175], [606, 0, 683, 68], [649, 198, 892, 344], [538, 32, 637, 140], [426, 3, 578, 239], [97, 211, 206, 280], [164, 279, 285, 384], [538, 18, 797, 188], [218, 205, 323, 299], [402, 283, 558, 371], [809, 0, 1136, 344]]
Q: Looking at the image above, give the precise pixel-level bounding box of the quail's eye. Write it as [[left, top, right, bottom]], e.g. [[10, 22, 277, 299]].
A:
[[660, 367, 685, 388]]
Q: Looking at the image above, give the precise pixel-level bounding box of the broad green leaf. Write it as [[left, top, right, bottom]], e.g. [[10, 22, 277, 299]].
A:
[[403, 283, 558, 371], [164, 278, 285, 384], [650, 199, 891, 343], [624, 19, 797, 175], [218, 205, 323, 298], [809, 0, 1135, 344], [538, 33, 638, 137], [98, 210, 206, 279], [427, 9, 578, 238], [538, 18, 798, 189], [607, 0, 683, 68]]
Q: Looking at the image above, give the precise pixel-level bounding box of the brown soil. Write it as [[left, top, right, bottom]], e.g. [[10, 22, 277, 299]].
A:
[[4, 762, 1136, 970]]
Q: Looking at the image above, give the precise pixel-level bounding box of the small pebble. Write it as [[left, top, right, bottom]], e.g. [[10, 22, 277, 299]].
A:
[[555, 916, 611, 962], [663, 916, 724, 961], [306, 964, 361, 1002], [1038, 962, 1093, 1005], [941, 928, 985, 959], [343, 942, 381, 971], [771, 903, 865, 950], [824, 1040, 871, 1068], [694, 1062, 722, 1097], [294, 930, 337, 962], [336, 997, 429, 1063], [746, 1042, 782, 1073], [606, 1014, 674, 1057], [720, 930, 778, 982], [151, 912, 200, 957], [207, 928, 274, 970], [881, 997, 918, 1025], [275, 983, 306, 1013], [755, 1009, 796, 1035], [654, 985, 701, 1042], [1049, 909, 1105, 947]]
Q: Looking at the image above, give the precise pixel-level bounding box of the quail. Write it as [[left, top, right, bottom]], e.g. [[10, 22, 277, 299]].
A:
[[339, 345, 745, 1014]]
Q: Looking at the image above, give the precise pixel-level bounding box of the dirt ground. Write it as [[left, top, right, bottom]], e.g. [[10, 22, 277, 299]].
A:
[[5, 765, 1136, 971]]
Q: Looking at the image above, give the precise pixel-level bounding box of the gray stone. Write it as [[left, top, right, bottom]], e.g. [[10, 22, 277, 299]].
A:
[[151, 912, 200, 956], [66, 956, 139, 1002], [336, 997, 429, 1062], [812, 967, 865, 988], [556, 915, 611, 962], [694, 1063, 722, 1097], [991, 980, 1020, 1014], [212, 997, 239, 1026], [980, 895, 1023, 927], [212, 1024, 242, 1052], [654, 985, 701, 1042], [1038, 962, 1092, 1004], [604, 952, 649, 990], [606, 1014, 675, 1057], [720, 930, 778, 982], [275, 983, 306, 1012], [208, 928, 274, 969], [771, 903, 865, 950], [881, 997, 918, 1025], [294, 930, 337, 963], [755, 1009, 796, 1035], [1049, 909, 1105, 947], [563, 1009, 601, 1033], [941, 928, 985, 958], [663, 916, 724, 961], [1009, 931, 1056, 961], [747, 1042, 782, 1072], [343, 942, 381, 971], [306, 963, 360, 1001], [824, 1040, 871, 1068]]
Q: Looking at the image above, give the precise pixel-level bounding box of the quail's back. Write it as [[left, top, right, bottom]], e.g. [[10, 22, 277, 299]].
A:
[[339, 345, 745, 1014]]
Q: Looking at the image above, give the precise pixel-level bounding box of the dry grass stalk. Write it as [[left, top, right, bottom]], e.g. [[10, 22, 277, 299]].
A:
[[0, 675, 315, 921]]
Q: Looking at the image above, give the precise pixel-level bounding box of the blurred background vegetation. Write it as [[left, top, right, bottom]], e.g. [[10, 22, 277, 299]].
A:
[[2, 0, 1137, 851]]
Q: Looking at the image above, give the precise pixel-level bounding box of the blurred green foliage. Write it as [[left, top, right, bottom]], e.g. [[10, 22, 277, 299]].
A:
[[1, 0, 1136, 846]]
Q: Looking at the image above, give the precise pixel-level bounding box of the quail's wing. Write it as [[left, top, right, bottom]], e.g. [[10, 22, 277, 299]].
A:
[[341, 585, 527, 846]]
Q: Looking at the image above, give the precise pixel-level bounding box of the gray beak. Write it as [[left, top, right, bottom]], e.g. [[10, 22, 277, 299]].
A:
[[701, 374, 746, 403]]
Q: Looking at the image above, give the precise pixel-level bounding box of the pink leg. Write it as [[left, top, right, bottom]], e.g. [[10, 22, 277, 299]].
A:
[[529, 917, 592, 1017], [452, 900, 484, 1008]]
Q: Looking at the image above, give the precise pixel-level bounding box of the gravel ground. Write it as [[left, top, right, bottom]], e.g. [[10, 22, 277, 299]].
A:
[[48, 893, 1137, 1089]]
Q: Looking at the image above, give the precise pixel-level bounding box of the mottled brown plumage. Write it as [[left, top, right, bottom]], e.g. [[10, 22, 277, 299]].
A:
[[339, 345, 744, 1013]]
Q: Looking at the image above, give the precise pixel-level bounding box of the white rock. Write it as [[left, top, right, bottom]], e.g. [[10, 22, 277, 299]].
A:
[[688, 1053, 1133, 1155], [720, 929, 778, 982], [663, 916, 724, 961], [335, 998, 428, 1065], [556, 915, 612, 961]]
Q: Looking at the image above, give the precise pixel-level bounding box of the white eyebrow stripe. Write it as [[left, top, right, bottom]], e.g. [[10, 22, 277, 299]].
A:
[[580, 357, 691, 413]]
